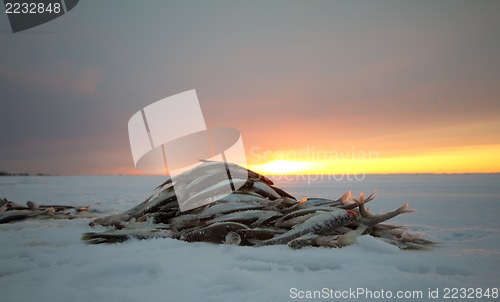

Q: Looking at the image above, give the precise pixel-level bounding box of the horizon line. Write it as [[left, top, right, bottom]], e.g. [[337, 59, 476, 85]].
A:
[[2, 172, 500, 177]]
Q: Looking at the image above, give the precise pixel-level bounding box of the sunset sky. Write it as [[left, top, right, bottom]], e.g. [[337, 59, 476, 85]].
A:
[[1, 1, 499, 175]]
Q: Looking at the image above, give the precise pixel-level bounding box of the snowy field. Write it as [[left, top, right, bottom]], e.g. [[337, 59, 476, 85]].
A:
[[0, 174, 499, 301]]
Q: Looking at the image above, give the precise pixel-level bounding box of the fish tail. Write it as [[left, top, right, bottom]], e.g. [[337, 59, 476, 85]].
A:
[[365, 190, 378, 202], [338, 191, 352, 205], [398, 203, 416, 214]]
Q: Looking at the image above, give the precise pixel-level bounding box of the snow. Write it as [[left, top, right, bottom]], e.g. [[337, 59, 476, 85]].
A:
[[1, 174, 499, 301]]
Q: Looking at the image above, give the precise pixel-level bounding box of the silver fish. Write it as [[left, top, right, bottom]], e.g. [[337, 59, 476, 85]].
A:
[[199, 160, 275, 186], [197, 201, 265, 219], [275, 212, 318, 228], [287, 233, 321, 249], [274, 206, 343, 227], [89, 213, 130, 228], [181, 222, 249, 243], [207, 210, 282, 227], [82, 227, 174, 244], [335, 224, 368, 247], [126, 187, 177, 219], [351, 192, 415, 226], [184, 173, 229, 194], [297, 191, 352, 209], [214, 192, 271, 205], [262, 209, 357, 245], [168, 214, 201, 231], [249, 181, 281, 200], [269, 185, 296, 200], [236, 228, 286, 241], [180, 178, 249, 208], [0, 209, 46, 224]]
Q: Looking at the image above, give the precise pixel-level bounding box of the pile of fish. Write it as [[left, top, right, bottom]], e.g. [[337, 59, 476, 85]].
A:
[[85, 161, 433, 250], [0, 197, 94, 224]]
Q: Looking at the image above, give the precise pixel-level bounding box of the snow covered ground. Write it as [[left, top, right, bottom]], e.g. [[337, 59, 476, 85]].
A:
[[0, 174, 499, 301]]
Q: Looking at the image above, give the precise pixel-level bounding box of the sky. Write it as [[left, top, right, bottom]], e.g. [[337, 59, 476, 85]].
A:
[[0, 0, 499, 175]]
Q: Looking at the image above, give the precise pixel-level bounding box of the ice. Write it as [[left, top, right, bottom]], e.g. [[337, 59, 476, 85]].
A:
[[0, 174, 499, 301]]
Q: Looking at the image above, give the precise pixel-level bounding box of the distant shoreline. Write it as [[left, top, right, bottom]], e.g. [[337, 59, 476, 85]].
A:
[[0, 172, 53, 176]]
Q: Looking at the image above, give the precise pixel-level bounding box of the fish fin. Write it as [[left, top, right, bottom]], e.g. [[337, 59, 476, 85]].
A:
[[351, 193, 364, 206], [348, 193, 359, 204], [351, 192, 371, 217], [338, 191, 353, 205], [365, 189, 378, 202], [399, 203, 416, 214]]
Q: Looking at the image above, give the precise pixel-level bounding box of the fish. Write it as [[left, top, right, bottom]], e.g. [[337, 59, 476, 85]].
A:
[[335, 224, 369, 247], [181, 222, 249, 243], [269, 185, 296, 200], [236, 228, 286, 241], [198, 159, 275, 186], [206, 192, 271, 206], [89, 213, 130, 228], [82, 227, 174, 244], [262, 209, 358, 245], [275, 212, 318, 228], [249, 181, 281, 200], [287, 233, 321, 249], [183, 173, 230, 194], [371, 226, 434, 246], [179, 160, 231, 180], [274, 206, 344, 228], [288, 224, 368, 249], [207, 210, 282, 227], [4, 201, 29, 211], [168, 214, 202, 231], [282, 191, 351, 213], [196, 201, 265, 219], [274, 197, 299, 208], [376, 237, 432, 250], [0, 209, 50, 224], [126, 188, 177, 219], [176, 161, 242, 186], [180, 178, 250, 208], [313, 235, 342, 248], [351, 192, 415, 226], [297, 191, 352, 209]]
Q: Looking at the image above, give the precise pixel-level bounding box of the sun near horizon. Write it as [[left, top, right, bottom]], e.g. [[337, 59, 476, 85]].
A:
[[247, 144, 500, 175], [71, 143, 500, 176]]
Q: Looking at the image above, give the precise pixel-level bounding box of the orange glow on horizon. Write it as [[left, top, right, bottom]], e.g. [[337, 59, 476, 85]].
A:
[[247, 144, 500, 175], [251, 160, 318, 175], [88, 144, 500, 176]]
